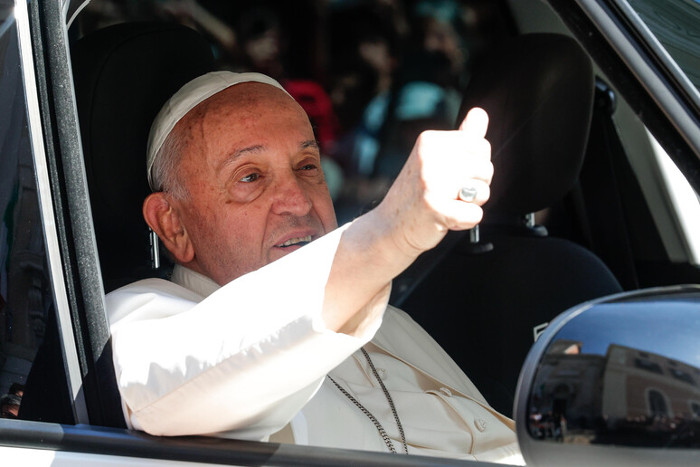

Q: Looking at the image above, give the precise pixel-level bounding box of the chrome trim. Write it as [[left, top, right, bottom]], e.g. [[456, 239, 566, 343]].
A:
[[14, 0, 89, 424]]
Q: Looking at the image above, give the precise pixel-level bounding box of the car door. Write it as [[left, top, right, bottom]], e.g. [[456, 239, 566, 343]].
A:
[[0, 1, 491, 466], [1, 0, 699, 466], [544, 0, 700, 287]]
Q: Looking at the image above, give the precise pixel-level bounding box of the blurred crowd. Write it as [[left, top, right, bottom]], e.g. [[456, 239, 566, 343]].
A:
[[75, 0, 512, 223]]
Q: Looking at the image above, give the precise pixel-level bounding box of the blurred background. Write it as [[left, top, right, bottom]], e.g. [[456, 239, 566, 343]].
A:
[[71, 0, 517, 223]]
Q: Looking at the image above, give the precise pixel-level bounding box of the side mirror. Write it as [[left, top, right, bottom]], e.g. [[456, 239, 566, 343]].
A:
[[515, 285, 700, 466]]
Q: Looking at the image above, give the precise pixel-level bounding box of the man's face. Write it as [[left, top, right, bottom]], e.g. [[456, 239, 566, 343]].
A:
[[168, 83, 338, 285]]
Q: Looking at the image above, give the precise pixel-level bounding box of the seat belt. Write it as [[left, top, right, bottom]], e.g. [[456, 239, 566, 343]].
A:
[[578, 79, 639, 290], [390, 227, 490, 307]]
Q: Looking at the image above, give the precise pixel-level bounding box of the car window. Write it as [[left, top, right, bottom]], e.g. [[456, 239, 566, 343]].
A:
[[72, 0, 515, 225], [604, 0, 700, 265], [627, 0, 700, 92], [0, 7, 74, 424], [11, 0, 691, 464]]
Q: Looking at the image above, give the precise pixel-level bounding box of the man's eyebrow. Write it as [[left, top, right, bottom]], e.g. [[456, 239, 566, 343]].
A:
[[219, 141, 320, 171], [301, 140, 320, 151], [218, 145, 265, 171], [232, 144, 265, 159]]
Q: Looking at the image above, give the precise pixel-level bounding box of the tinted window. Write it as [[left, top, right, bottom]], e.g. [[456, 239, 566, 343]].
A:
[[628, 0, 700, 90], [0, 11, 71, 423]]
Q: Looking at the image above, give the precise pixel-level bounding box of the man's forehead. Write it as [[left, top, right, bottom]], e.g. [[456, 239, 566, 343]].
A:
[[179, 94, 317, 170], [190, 82, 297, 119], [147, 71, 292, 191], [181, 85, 312, 146]]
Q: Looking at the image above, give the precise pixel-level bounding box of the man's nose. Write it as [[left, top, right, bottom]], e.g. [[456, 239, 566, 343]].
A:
[[271, 173, 313, 216]]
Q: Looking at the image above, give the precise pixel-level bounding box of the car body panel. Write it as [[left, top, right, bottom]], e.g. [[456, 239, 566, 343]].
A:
[[1, 0, 699, 465]]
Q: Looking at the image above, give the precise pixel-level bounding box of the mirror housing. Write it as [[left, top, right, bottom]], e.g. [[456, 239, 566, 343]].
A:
[[515, 285, 700, 466]]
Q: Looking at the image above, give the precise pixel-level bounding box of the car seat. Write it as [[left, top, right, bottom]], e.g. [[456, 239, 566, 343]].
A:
[[391, 33, 623, 416], [19, 22, 215, 427], [72, 21, 216, 293]]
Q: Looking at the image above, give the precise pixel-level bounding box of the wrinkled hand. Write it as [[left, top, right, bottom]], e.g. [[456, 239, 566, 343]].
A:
[[325, 108, 492, 333], [376, 107, 493, 257]]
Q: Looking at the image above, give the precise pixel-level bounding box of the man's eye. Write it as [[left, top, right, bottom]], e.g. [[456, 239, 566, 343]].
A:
[[240, 173, 260, 183], [299, 164, 317, 171]]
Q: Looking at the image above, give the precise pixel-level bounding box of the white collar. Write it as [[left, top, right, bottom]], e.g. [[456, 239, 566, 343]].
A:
[[170, 264, 220, 298]]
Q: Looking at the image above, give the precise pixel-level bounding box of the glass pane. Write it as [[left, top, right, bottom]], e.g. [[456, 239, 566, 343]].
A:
[[526, 292, 700, 448], [0, 10, 73, 423], [628, 0, 700, 91]]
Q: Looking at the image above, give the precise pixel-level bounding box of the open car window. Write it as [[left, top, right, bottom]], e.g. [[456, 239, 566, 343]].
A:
[[69, 0, 517, 226], [1, 0, 700, 465]]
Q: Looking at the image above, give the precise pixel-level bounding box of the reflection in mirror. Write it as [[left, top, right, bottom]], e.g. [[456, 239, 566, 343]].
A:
[[522, 286, 700, 449]]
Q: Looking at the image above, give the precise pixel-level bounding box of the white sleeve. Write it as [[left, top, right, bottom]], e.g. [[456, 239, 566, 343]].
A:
[[106, 224, 390, 438]]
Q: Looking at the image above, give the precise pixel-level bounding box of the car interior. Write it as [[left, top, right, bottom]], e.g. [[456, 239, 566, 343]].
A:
[[393, 32, 624, 415], [2, 0, 700, 458]]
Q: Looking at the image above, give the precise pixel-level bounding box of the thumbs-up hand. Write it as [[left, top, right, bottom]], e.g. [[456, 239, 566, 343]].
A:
[[372, 107, 493, 259]]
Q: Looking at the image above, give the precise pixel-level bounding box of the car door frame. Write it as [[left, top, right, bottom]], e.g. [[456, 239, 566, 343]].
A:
[[0, 1, 502, 465], [549, 0, 700, 189], [4, 0, 700, 465]]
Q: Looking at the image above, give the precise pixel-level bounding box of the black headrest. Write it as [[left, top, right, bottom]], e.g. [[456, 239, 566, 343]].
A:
[[458, 33, 594, 218], [72, 22, 215, 291]]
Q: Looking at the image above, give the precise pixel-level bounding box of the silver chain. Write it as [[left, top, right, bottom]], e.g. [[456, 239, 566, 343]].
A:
[[327, 347, 408, 454]]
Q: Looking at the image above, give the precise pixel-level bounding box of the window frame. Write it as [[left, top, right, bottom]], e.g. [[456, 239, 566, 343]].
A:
[[13, 0, 87, 422], [4, 0, 700, 464], [0, 419, 493, 466], [549, 0, 700, 192], [18, 0, 123, 426]]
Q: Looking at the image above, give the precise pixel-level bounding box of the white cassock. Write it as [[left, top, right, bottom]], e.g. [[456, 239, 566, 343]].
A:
[[106, 223, 523, 464]]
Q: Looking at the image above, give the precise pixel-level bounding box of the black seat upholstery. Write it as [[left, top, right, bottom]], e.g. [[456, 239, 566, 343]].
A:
[[20, 23, 215, 427], [72, 22, 215, 292], [393, 33, 623, 416]]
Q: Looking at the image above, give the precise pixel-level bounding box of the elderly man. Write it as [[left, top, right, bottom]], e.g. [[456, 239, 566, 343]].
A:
[[106, 71, 521, 463]]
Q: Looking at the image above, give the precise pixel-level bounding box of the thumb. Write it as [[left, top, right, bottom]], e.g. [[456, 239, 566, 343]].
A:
[[458, 107, 489, 139]]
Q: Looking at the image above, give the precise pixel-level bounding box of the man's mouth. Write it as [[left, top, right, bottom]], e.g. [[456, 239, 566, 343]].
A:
[[276, 235, 313, 248]]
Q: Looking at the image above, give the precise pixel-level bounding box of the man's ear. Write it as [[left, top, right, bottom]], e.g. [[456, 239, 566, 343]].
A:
[[143, 193, 195, 264]]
